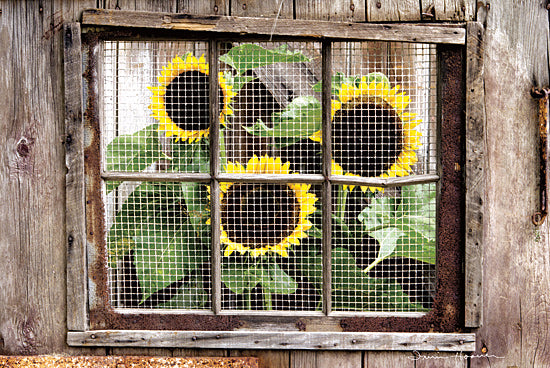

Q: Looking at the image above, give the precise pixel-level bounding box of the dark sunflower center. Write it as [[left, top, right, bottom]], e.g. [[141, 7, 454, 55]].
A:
[[221, 183, 300, 247], [163, 70, 224, 132], [332, 98, 404, 177]]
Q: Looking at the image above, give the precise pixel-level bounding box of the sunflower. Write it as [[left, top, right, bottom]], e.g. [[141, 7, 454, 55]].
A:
[[311, 77, 422, 192], [219, 155, 317, 258], [148, 53, 236, 143]]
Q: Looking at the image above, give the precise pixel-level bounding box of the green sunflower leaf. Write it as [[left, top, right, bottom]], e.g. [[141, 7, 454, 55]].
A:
[[221, 263, 262, 294], [356, 183, 437, 267], [169, 138, 210, 173], [261, 263, 298, 295], [180, 182, 210, 245], [107, 181, 184, 268], [105, 123, 163, 193], [331, 247, 425, 311], [157, 278, 209, 309], [220, 43, 311, 77], [243, 96, 321, 144], [133, 221, 209, 302], [362, 227, 405, 272]]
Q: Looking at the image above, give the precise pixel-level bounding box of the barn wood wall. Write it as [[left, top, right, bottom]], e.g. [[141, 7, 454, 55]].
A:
[[0, 0, 549, 367]]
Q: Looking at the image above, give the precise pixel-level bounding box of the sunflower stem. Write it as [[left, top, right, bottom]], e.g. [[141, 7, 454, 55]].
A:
[[263, 291, 273, 310], [219, 129, 227, 169], [337, 186, 348, 223], [245, 289, 252, 310]]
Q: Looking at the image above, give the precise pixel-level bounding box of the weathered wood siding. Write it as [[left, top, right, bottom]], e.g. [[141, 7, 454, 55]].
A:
[[1, 0, 549, 367]]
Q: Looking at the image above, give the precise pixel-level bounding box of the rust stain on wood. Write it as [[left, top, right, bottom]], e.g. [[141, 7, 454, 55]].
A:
[[0, 356, 259, 367]]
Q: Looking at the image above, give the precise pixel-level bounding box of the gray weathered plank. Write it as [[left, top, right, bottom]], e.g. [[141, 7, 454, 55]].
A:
[[365, 351, 415, 367], [177, 0, 224, 15], [464, 21, 484, 329], [67, 330, 476, 351], [295, 0, 366, 22], [428, 0, 474, 21], [231, 0, 293, 18], [292, 350, 362, 368], [64, 22, 88, 332], [367, 0, 421, 22], [0, 0, 80, 354], [472, 0, 550, 366], [80, 9, 466, 44]]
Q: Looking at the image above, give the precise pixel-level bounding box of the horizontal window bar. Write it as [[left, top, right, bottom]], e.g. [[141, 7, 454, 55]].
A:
[[330, 174, 440, 188], [102, 172, 439, 186], [216, 173, 326, 183], [102, 171, 212, 182]]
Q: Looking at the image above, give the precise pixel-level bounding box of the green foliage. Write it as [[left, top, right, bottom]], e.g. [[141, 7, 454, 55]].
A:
[[105, 124, 163, 193], [357, 184, 437, 271], [105, 50, 433, 312], [107, 181, 211, 302], [221, 260, 297, 296], [243, 96, 322, 147], [220, 44, 311, 76], [312, 71, 391, 98]]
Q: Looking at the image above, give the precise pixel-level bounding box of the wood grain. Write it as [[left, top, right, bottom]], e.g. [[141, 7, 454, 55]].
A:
[[0, 0, 89, 354], [64, 22, 88, 332], [67, 330, 476, 351], [464, 21, 484, 328], [367, 0, 420, 22], [80, 9, 467, 45], [472, 0, 550, 366], [365, 351, 415, 367], [295, 0, 366, 22]]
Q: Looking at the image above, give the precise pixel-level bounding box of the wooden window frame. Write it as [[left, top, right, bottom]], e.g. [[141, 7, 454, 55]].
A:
[[64, 10, 483, 351]]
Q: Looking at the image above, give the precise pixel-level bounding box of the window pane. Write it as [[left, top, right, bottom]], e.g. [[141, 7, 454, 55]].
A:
[[330, 42, 437, 178], [220, 41, 322, 175], [219, 181, 322, 311], [331, 183, 436, 312], [106, 180, 212, 310], [103, 41, 212, 174]]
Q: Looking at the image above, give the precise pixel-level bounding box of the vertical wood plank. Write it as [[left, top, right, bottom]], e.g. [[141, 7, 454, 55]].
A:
[[0, 0, 75, 354], [425, 0, 474, 21], [366, 0, 421, 22], [464, 21, 484, 328], [104, 0, 177, 11], [294, 0, 366, 22], [472, 0, 550, 366], [110, 347, 174, 357], [365, 351, 415, 367], [173, 348, 228, 357], [177, 0, 224, 15], [231, 0, 293, 18], [64, 22, 88, 332], [291, 350, 362, 368]]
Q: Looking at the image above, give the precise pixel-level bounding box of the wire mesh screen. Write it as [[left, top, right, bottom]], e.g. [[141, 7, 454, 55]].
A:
[[106, 181, 211, 309], [220, 180, 321, 311], [330, 42, 437, 178], [103, 41, 211, 174], [331, 184, 436, 312], [101, 39, 438, 313], [220, 42, 322, 174]]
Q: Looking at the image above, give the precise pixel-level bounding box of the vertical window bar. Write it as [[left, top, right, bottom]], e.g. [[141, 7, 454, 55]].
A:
[[321, 41, 332, 315], [209, 40, 222, 314]]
